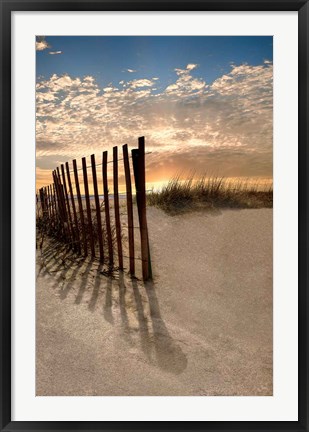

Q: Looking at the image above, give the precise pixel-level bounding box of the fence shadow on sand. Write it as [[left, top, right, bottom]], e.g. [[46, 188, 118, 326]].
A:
[[37, 246, 187, 376]]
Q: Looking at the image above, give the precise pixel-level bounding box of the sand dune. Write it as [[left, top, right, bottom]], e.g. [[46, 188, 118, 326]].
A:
[[36, 207, 272, 396]]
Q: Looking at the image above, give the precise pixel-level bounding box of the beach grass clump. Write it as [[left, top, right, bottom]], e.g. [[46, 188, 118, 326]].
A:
[[147, 175, 273, 215]]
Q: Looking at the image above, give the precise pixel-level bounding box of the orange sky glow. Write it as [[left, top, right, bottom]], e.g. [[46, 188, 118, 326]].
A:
[[36, 38, 273, 192]]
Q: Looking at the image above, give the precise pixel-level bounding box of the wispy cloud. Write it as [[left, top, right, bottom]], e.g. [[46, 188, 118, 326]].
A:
[[186, 63, 198, 70], [126, 69, 136, 73], [36, 62, 273, 181], [36, 36, 50, 51], [165, 64, 206, 95], [129, 79, 155, 89], [49, 51, 63, 55]]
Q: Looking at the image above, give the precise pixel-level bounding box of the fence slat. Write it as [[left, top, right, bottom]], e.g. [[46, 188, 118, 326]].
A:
[[66, 162, 81, 255], [45, 187, 49, 219], [50, 183, 56, 225], [49, 185, 53, 220], [113, 146, 123, 269], [46, 186, 50, 219], [61, 164, 74, 248], [53, 170, 67, 239], [44, 187, 50, 220], [91, 154, 104, 263], [36, 193, 39, 219], [103, 151, 114, 267], [57, 166, 71, 242], [47, 185, 52, 221], [56, 167, 68, 221], [52, 184, 57, 218], [73, 159, 88, 256], [122, 144, 135, 275], [39, 188, 45, 217], [132, 137, 152, 281], [82, 157, 95, 258], [52, 172, 60, 219], [52, 173, 62, 222]]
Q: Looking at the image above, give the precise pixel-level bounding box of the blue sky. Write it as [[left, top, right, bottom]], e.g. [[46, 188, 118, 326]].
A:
[[37, 36, 272, 90], [36, 36, 273, 189]]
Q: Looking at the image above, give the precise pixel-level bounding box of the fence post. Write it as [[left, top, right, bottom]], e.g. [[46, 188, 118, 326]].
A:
[[82, 157, 95, 258], [50, 183, 56, 227], [36, 193, 39, 219], [122, 144, 135, 276], [53, 171, 63, 221], [61, 164, 75, 249], [113, 146, 123, 270], [52, 172, 60, 218], [39, 188, 46, 217], [57, 166, 72, 243], [73, 159, 88, 256], [53, 170, 67, 240], [131, 136, 152, 281], [47, 185, 52, 222], [91, 154, 104, 263], [66, 162, 81, 255], [102, 151, 114, 268], [56, 168, 68, 221], [52, 184, 57, 218], [49, 185, 54, 221], [44, 187, 50, 221]]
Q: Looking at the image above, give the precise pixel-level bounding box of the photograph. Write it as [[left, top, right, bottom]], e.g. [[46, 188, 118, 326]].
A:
[[35, 35, 273, 396]]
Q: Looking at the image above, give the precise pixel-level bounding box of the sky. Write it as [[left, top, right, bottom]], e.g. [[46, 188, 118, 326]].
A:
[[36, 36, 273, 190]]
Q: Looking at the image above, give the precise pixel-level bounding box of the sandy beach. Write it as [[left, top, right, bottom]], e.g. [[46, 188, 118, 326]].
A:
[[36, 207, 272, 396]]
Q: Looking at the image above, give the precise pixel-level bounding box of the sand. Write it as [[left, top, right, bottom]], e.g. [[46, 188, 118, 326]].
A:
[[36, 207, 272, 396]]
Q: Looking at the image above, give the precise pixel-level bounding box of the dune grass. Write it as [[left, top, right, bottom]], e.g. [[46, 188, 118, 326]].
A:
[[147, 175, 273, 215]]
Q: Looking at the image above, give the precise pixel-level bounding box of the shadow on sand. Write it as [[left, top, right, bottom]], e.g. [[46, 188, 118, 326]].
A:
[[38, 245, 187, 375]]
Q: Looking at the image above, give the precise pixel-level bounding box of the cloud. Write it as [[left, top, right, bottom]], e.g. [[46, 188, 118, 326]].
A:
[[49, 51, 62, 55], [36, 36, 50, 51], [36, 62, 273, 182], [128, 79, 155, 89], [126, 69, 136, 73], [186, 63, 198, 70], [165, 64, 206, 95]]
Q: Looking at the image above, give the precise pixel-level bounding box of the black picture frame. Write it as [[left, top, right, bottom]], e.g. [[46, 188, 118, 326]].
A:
[[1, 1, 308, 431]]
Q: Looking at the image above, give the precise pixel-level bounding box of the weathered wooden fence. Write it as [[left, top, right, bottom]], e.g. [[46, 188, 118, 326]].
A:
[[36, 136, 152, 281]]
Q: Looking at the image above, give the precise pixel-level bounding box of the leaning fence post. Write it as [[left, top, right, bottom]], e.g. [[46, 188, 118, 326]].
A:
[[57, 166, 72, 242], [56, 167, 68, 222], [47, 185, 52, 222], [123, 144, 135, 276], [52, 171, 63, 221], [52, 184, 57, 218], [82, 157, 95, 258], [50, 183, 56, 227], [52, 172, 60, 218], [45, 186, 50, 221], [61, 164, 75, 249], [103, 151, 114, 268], [39, 188, 45, 218], [36, 193, 39, 219], [91, 154, 104, 263], [66, 162, 81, 255], [53, 170, 67, 240], [132, 136, 152, 281], [73, 159, 88, 256], [113, 146, 123, 270]]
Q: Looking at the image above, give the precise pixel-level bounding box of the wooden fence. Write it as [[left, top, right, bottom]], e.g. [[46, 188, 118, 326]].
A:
[[36, 136, 152, 281]]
